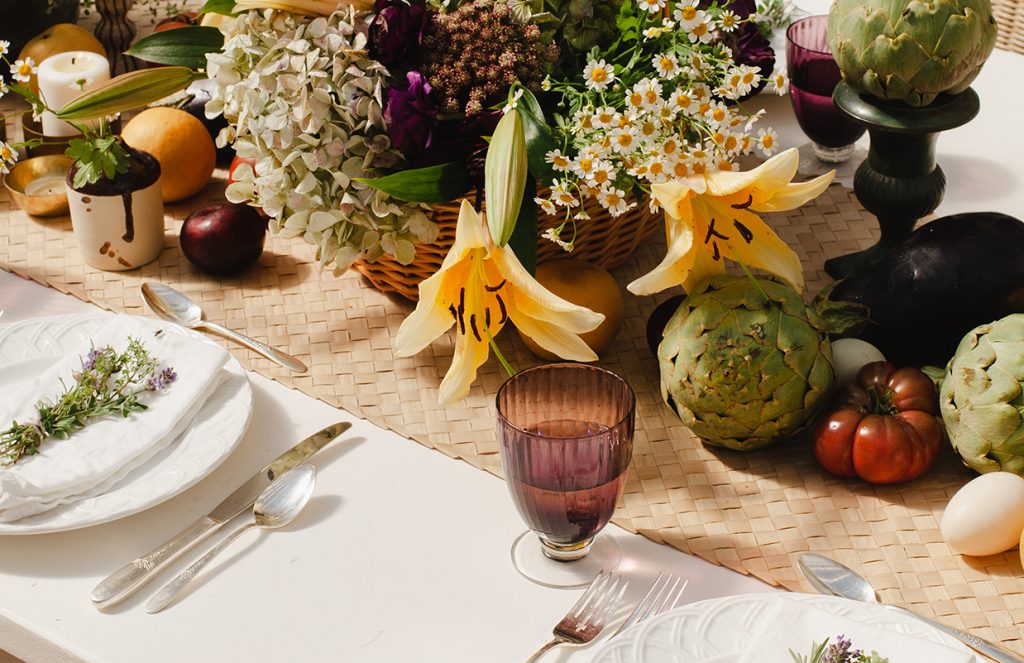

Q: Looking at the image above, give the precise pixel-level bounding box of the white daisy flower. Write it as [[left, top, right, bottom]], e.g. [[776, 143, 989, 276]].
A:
[[583, 58, 614, 92], [756, 127, 779, 156], [0, 141, 18, 174], [637, 119, 660, 143], [574, 210, 591, 221], [502, 88, 524, 114], [10, 58, 37, 83], [625, 84, 646, 112], [610, 126, 638, 154], [572, 155, 598, 178], [643, 25, 669, 39], [717, 9, 740, 32], [670, 88, 697, 115], [767, 67, 789, 95], [661, 137, 682, 157], [0, 41, 9, 58], [652, 52, 679, 78], [717, 159, 737, 172], [597, 187, 632, 216], [687, 18, 714, 44], [637, 0, 666, 12], [672, 160, 691, 178], [674, 4, 703, 29], [639, 78, 664, 108], [644, 158, 670, 183], [542, 227, 573, 252], [587, 160, 617, 187], [704, 101, 730, 127], [550, 180, 579, 208], [719, 46, 735, 64], [545, 149, 572, 172], [591, 106, 618, 129], [536, 196, 558, 216]]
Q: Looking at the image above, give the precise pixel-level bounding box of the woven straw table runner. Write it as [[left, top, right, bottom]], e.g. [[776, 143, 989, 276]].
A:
[[2, 167, 1021, 651]]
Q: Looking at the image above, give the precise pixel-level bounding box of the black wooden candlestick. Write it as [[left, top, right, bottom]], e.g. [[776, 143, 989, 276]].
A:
[[824, 82, 980, 279]]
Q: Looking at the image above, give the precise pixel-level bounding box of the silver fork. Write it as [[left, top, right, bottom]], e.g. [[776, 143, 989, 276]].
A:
[[609, 571, 688, 639], [524, 571, 629, 663]]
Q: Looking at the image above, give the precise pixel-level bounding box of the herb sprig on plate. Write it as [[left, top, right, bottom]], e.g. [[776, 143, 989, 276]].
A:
[[791, 634, 889, 663], [0, 337, 176, 466]]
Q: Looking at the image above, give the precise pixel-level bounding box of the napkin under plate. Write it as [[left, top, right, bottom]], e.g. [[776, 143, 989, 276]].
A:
[[0, 315, 229, 522], [735, 600, 977, 663]]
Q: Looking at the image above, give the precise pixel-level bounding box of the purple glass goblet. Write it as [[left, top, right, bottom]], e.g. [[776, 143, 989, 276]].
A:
[[787, 15, 867, 163], [497, 363, 635, 587]]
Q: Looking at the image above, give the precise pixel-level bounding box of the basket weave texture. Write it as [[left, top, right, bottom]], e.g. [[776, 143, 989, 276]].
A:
[[353, 191, 661, 300], [993, 0, 1024, 54]]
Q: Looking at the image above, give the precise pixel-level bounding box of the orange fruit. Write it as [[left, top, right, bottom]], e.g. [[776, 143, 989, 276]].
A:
[[120, 108, 216, 202], [518, 259, 625, 360]]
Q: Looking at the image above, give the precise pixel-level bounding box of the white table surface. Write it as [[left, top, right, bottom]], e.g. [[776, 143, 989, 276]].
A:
[[1, 3, 1021, 661]]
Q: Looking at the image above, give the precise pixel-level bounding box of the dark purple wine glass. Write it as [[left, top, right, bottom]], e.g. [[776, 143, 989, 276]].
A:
[[787, 15, 866, 162], [497, 363, 635, 587]]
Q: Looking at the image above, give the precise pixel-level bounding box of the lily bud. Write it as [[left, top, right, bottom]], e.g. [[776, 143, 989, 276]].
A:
[[484, 109, 528, 247], [56, 67, 197, 121]]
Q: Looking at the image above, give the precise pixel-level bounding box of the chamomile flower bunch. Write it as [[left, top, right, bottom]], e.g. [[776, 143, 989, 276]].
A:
[[538, 0, 787, 250]]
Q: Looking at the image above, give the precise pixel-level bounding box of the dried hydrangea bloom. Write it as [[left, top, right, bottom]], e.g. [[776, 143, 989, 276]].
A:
[[206, 7, 437, 273]]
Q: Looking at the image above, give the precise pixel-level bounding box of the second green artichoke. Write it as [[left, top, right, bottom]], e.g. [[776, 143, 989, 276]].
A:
[[828, 0, 998, 107], [658, 275, 835, 451], [939, 314, 1024, 475]]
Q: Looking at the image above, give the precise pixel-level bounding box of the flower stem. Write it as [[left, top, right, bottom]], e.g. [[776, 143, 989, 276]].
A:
[[487, 330, 515, 378]]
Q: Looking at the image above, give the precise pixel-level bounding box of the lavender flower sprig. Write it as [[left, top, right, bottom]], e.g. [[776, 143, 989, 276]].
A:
[[0, 338, 175, 466], [790, 635, 889, 663]]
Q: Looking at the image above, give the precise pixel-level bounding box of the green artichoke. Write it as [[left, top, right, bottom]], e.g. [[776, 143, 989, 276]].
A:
[[658, 276, 836, 451], [939, 314, 1024, 475], [828, 0, 998, 107]]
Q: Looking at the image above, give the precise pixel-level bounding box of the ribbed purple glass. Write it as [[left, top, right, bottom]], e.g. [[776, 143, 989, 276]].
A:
[[496, 364, 635, 561], [787, 16, 866, 157]]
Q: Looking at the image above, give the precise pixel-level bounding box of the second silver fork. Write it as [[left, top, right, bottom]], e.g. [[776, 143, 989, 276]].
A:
[[525, 571, 629, 663], [609, 571, 688, 639]]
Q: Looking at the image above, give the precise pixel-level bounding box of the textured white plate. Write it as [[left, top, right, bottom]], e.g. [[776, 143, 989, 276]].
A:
[[0, 314, 252, 535], [590, 593, 977, 663]]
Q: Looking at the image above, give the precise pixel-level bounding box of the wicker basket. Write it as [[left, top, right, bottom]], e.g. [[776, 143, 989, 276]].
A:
[[353, 193, 661, 300], [993, 0, 1024, 54]]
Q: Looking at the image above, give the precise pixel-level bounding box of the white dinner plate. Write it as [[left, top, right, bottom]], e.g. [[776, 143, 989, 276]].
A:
[[589, 593, 976, 662], [0, 314, 252, 535]]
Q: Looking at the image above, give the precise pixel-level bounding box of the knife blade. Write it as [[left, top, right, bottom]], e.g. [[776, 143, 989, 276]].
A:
[[90, 421, 352, 609]]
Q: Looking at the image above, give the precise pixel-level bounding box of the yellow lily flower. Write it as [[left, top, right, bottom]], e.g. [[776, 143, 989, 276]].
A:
[[395, 201, 605, 405], [628, 148, 834, 296]]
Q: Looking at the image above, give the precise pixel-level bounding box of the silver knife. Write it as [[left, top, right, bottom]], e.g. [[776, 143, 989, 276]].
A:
[[90, 421, 352, 609]]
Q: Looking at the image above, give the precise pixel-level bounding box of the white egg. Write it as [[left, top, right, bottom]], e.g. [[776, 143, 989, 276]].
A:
[[941, 472, 1024, 556], [830, 338, 886, 388]]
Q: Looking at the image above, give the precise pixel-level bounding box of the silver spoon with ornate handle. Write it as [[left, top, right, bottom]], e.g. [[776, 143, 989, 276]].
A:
[[799, 553, 1024, 663], [142, 282, 307, 373], [146, 464, 317, 614]]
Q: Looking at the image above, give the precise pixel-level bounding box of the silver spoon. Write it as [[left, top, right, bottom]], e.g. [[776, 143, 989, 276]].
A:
[[141, 282, 307, 373], [798, 553, 1024, 663], [146, 464, 317, 614]]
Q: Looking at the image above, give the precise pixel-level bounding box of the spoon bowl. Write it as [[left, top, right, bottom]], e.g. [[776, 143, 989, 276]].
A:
[[146, 465, 317, 613], [141, 282, 307, 373]]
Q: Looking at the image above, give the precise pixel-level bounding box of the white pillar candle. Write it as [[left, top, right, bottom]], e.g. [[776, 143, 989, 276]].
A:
[[37, 51, 111, 137]]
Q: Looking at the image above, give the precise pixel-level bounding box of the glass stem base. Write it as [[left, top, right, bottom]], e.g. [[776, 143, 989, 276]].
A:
[[511, 531, 622, 588], [812, 142, 856, 163]]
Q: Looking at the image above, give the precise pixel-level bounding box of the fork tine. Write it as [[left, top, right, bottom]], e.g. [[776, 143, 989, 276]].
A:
[[652, 576, 683, 616], [618, 571, 667, 634], [576, 574, 616, 627], [591, 575, 629, 628], [666, 578, 688, 611], [569, 570, 609, 619]]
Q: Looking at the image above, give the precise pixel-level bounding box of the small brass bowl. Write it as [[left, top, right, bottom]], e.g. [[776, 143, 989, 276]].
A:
[[4, 155, 73, 217]]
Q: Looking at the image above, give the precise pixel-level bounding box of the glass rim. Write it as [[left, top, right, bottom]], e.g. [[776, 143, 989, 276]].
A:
[[786, 14, 832, 56], [495, 362, 636, 439]]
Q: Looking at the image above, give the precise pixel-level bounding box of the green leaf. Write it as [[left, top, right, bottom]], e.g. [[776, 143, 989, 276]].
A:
[[57, 67, 198, 121], [508, 175, 538, 276], [127, 26, 223, 68], [199, 0, 237, 14], [515, 88, 556, 186], [356, 162, 471, 204]]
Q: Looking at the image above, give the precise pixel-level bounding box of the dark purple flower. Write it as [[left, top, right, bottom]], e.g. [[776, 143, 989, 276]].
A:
[[369, 0, 429, 68], [384, 70, 437, 159]]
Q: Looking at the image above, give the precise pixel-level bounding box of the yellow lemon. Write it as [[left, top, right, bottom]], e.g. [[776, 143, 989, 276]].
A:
[[518, 259, 624, 359], [121, 108, 216, 202]]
